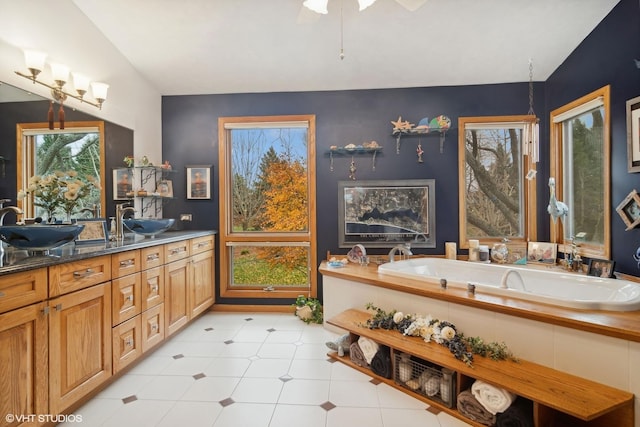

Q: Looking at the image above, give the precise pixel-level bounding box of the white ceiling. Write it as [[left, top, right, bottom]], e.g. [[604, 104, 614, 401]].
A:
[[73, 0, 618, 96]]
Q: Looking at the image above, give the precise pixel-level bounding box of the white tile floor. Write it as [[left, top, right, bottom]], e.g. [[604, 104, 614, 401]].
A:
[[62, 312, 472, 427]]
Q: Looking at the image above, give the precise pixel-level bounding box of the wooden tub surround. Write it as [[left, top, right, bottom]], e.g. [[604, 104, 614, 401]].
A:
[[320, 260, 639, 427]]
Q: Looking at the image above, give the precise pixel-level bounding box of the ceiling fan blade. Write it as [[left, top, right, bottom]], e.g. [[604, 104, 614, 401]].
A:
[[394, 0, 428, 12], [297, 4, 323, 24]]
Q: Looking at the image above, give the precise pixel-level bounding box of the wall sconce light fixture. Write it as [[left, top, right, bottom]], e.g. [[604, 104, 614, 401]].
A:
[[15, 50, 109, 110]]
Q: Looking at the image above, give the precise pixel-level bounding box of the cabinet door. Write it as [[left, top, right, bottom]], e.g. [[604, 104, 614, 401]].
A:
[[112, 316, 142, 374], [142, 303, 165, 353], [189, 250, 214, 318], [49, 282, 112, 414], [141, 266, 164, 311], [165, 259, 189, 337], [112, 273, 141, 326], [0, 303, 48, 425]]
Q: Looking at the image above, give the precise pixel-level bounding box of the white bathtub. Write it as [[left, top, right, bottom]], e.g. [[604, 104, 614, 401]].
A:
[[378, 258, 640, 311]]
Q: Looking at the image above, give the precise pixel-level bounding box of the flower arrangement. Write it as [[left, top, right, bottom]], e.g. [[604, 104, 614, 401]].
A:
[[18, 171, 101, 220], [364, 303, 517, 366]]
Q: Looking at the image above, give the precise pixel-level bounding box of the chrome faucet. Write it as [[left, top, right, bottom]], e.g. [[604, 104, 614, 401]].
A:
[[388, 244, 413, 262], [79, 204, 100, 218], [114, 204, 136, 240], [0, 206, 23, 226], [500, 269, 526, 291]]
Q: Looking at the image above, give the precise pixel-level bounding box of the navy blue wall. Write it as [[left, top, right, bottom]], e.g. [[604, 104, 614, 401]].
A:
[[162, 0, 640, 303], [546, 0, 640, 274]]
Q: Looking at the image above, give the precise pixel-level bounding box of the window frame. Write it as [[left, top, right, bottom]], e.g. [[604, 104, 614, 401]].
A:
[[458, 115, 538, 249], [550, 85, 611, 260], [218, 115, 317, 299]]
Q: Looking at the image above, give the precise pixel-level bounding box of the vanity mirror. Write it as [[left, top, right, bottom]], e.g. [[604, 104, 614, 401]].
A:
[[0, 81, 133, 221]]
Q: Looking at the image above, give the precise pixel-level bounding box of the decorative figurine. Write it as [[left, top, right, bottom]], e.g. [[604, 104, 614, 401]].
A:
[[548, 177, 569, 224]]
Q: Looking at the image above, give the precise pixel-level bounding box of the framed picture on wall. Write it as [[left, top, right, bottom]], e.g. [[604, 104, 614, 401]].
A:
[[186, 165, 212, 199], [337, 179, 436, 248], [627, 95, 640, 172], [615, 189, 640, 230], [113, 168, 133, 200]]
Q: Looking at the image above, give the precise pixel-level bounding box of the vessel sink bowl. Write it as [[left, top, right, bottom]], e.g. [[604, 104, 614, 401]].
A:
[[123, 218, 175, 237], [0, 224, 85, 251]]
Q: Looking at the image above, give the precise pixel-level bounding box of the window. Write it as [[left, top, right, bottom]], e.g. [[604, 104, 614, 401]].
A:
[[458, 116, 537, 248], [17, 121, 105, 219], [550, 85, 610, 259], [218, 115, 317, 299]]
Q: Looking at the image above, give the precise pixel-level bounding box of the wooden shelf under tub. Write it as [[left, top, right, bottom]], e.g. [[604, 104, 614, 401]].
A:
[[328, 309, 634, 427]]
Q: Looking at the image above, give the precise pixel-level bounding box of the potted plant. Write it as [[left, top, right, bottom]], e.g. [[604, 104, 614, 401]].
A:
[[293, 295, 323, 324]]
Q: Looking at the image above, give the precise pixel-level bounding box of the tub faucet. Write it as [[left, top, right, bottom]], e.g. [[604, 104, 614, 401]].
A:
[[0, 206, 23, 225], [114, 204, 136, 240], [500, 269, 526, 291], [388, 244, 412, 262]]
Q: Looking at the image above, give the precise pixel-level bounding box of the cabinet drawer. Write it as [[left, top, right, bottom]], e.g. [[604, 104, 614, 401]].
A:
[[112, 250, 141, 278], [0, 268, 48, 314], [190, 235, 214, 255], [165, 240, 189, 263], [142, 303, 165, 353], [112, 315, 142, 373], [49, 255, 112, 297], [112, 273, 142, 326], [141, 266, 164, 311], [141, 245, 165, 270]]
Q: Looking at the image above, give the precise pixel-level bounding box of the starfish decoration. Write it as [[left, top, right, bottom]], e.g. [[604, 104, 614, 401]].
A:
[[391, 116, 414, 134]]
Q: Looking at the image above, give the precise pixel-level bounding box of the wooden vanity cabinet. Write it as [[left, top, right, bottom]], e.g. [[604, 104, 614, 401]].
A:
[[0, 302, 48, 426], [48, 282, 112, 415], [189, 249, 214, 318], [165, 257, 190, 337]]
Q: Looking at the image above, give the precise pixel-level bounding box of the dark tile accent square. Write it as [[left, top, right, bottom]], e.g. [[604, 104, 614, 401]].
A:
[[320, 401, 336, 411], [193, 373, 206, 380], [245, 317, 253, 321], [204, 327, 214, 331], [224, 340, 234, 345], [327, 358, 337, 363], [122, 395, 137, 404], [267, 328, 276, 332], [173, 354, 184, 359], [279, 375, 293, 383], [219, 397, 235, 407], [370, 378, 382, 385]]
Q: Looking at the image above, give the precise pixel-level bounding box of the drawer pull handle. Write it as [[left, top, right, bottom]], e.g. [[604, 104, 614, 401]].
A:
[[170, 248, 186, 255], [151, 284, 159, 292], [147, 254, 159, 261], [126, 295, 134, 302], [126, 338, 134, 347], [151, 324, 158, 331], [120, 259, 135, 267], [197, 242, 209, 248], [73, 268, 94, 279], [53, 303, 62, 311]]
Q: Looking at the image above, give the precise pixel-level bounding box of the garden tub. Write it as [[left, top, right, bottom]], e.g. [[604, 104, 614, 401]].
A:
[[378, 258, 640, 311]]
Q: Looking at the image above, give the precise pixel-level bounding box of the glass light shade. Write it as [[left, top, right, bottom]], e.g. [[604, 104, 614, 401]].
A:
[[24, 50, 47, 72], [72, 72, 90, 92], [358, 0, 377, 10], [50, 63, 70, 84], [303, 0, 328, 14], [91, 82, 109, 100]]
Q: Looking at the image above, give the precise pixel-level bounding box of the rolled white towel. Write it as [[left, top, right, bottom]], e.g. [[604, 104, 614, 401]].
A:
[[357, 336, 379, 364], [471, 379, 516, 415]]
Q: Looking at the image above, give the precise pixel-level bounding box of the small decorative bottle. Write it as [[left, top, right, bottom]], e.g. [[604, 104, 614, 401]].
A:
[[397, 353, 412, 383]]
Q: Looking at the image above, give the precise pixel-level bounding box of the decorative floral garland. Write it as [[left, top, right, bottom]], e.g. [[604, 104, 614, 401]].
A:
[[364, 303, 517, 366]]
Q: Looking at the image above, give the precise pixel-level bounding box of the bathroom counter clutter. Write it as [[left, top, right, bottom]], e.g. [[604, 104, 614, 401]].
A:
[[319, 259, 640, 344], [0, 230, 215, 275], [328, 308, 634, 427]]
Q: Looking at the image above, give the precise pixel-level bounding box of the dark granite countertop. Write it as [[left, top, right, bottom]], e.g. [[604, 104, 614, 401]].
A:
[[0, 230, 217, 276]]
